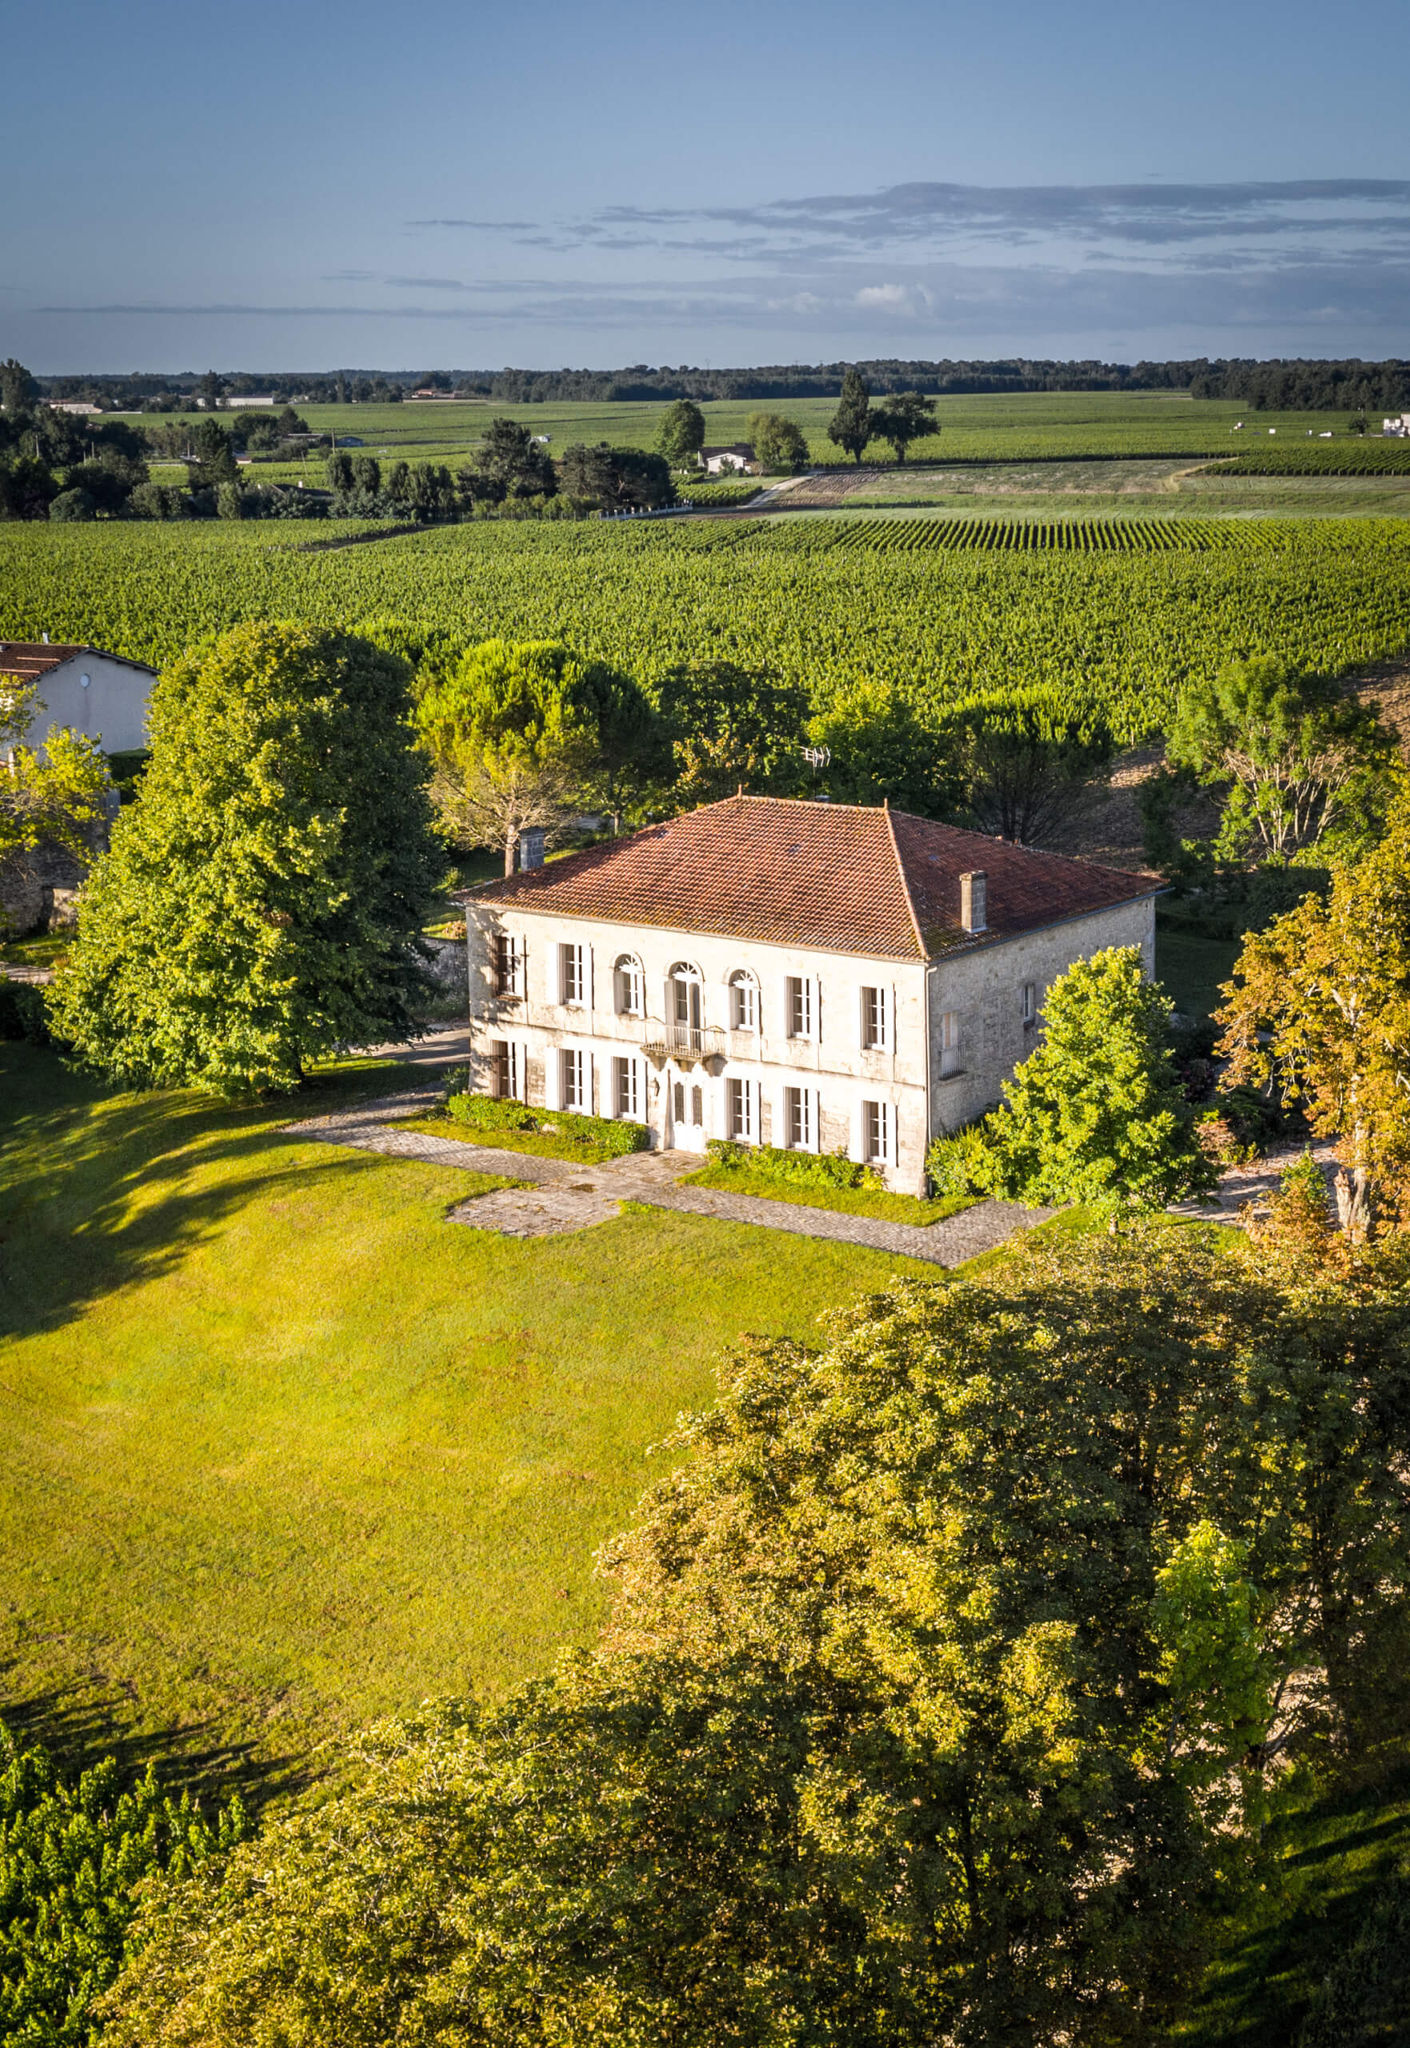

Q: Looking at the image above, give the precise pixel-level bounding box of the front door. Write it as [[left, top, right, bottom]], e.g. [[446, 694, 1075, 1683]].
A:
[[670, 1071, 708, 1151]]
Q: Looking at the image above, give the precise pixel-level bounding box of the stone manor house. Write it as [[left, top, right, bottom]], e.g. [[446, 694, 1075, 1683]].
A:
[[460, 795, 1160, 1196]]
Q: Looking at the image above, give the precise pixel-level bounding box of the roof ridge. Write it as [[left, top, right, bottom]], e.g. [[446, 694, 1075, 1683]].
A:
[[882, 804, 928, 961]]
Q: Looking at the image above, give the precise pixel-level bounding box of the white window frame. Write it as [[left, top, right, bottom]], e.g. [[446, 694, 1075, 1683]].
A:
[[729, 971, 758, 1032], [862, 1099, 895, 1166], [939, 1011, 962, 1078], [613, 1054, 642, 1121], [860, 984, 891, 1051], [561, 1047, 587, 1112], [616, 955, 644, 1017], [786, 973, 815, 1040], [559, 941, 586, 1008], [785, 1084, 819, 1153], [494, 931, 524, 1000], [727, 1076, 759, 1143]]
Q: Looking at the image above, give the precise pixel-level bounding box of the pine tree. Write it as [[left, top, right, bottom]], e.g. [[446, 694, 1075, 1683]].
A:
[[826, 367, 873, 463], [50, 623, 444, 1095]]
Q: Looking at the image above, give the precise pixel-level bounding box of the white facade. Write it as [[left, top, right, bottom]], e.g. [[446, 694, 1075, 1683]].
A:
[[464, 892, 1157, 1195], [14, 650, 155, 756]]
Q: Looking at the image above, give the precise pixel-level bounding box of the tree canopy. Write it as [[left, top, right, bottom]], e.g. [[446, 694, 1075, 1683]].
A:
[[809, 680, 962, 815], [654, 660, 808, 805], [416, 639, 656, 869], [827, 367, 874, 462], [945, 686, 1115, 845], [1, 682, 111, 934], [747, 411, 810, 472], [871, 389, 937, 463], [655, 397, 707, 468], [1218, 782, 1410, 1237], [50, 624, 443, 1095], [99, 1227, 1410, 2047], [967, 947, 1215, 1210], [1165, 655, 1394, 868]]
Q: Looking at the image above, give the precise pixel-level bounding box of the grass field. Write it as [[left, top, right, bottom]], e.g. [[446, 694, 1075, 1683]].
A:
[[138, 391, 1380, 486], [681, 1161, 970, 1225], [0, 1042, 941, 1783]]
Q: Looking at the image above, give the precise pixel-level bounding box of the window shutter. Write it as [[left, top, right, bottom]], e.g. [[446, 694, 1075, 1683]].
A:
[[810, 976, 820, 1041], [586, 946, 595, 1012], [545, 1048, 561, 1111]]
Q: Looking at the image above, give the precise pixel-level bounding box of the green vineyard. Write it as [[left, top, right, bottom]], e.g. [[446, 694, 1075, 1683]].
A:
[[3, 516, 1409, 747], [1203, 441, 1410, 477], [822, 516, 1256, 554]]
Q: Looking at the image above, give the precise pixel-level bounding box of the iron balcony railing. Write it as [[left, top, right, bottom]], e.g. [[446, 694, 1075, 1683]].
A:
[[641, 1023, 727, 1065]]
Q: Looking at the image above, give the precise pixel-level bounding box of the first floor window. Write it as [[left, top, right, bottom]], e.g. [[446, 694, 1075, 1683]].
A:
[[561, 1048, 587, 1111], [494, 932, 523, 998], [560, 942, 585, 1007], [861, 985, 891, 1050], [785, 1085, 817, 1151], [614, 1056, 641, 1120], [491, 1039, 521, 1100], [939, 1010, 962, 1077], [863, 1100, 895, 1165], [728, 1077, 757, 1142], [616, 956, 644, 1016], [787, 974, 814, 1039]]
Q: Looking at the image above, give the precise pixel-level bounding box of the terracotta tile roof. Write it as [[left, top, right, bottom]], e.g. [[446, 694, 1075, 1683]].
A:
[[464, 796, 1159, 962], [0, 642, 155, 683]]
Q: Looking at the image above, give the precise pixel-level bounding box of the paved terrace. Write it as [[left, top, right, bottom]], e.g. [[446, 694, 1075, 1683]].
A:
[[283, 1090, 1054, 1266]]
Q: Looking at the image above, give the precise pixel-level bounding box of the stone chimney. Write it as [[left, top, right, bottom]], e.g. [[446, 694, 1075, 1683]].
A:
[[518, 826, 546, 871], [960, 869, 987, 934]]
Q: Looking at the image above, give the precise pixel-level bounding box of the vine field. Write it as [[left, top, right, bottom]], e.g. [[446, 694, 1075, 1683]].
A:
[[4, 515, 1410, 746], [1202, 441, 1410, 477], [824, 516, 1263, 554]]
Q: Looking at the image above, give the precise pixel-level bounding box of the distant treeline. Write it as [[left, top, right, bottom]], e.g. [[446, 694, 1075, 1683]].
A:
[[35, 357, 1410, 411]]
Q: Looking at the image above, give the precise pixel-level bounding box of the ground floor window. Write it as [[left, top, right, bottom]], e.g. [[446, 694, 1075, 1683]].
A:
[[785, 1085, 817, 1151], [561, 1048, 587, 1112], [862, 1099, 895, 1166], [727, 1077, 757, 1142], [491, 1039, 521, 1101], [614, 1056, 640, 1120]]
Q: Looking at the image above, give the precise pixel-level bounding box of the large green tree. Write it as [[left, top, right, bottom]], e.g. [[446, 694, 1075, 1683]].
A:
[[467, 416, 556, 500], [102, 1229, 1410, 2047], [654, 659, 808, 805], [827, 366, 874, 462], [416, 639, 656, 870], [969, 947, 1215, 1209], [943, 686, 1115, 845], [808, 679, 962, 814], [871, 389, 937, 463], [655, 397, 706, 468], [1164, 655, 1394, 868], [746, 410, 810, 472], [50, 624, 443, 1095]]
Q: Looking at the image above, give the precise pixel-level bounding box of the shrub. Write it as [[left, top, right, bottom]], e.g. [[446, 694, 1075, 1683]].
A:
[[0, 977, 52, 1045], [704, 1139, 883, 1190], [443, 1087, 649, 1157], [925, 1122, 994, 1198], [48, 487, 96, 522]]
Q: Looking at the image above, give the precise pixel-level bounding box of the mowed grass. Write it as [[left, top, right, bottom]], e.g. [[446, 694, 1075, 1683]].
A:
[[0, 1044, 939, 1770]]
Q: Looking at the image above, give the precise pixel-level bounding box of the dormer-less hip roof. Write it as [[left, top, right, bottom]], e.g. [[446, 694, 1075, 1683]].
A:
[[462, 795, 1160, 962]]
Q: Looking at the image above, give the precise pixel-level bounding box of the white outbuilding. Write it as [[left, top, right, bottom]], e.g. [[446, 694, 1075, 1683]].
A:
[[0, 640, 156, 756]]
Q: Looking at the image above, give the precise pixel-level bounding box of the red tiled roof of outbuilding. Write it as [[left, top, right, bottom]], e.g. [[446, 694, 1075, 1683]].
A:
[[0, 642, 155, 683], [464, 796, 1160, 962]]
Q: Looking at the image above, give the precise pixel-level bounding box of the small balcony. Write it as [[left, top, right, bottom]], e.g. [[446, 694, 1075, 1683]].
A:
[[641, 1023, 727, 1067]]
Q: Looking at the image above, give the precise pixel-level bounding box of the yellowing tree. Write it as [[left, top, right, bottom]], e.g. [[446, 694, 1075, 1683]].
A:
[[1218, 784, 1410, 1236]]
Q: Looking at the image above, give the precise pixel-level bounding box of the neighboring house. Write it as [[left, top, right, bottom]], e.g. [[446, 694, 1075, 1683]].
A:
[[1382, 414, 1410, 437], [460, 795, 1160, 1194], [48, 400, 103, 417], [222, 394, 277, 408], [0, 641, 156, 757], [699, 444, 756, 475]]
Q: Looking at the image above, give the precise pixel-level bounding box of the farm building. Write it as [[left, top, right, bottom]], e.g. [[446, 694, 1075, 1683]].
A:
[[459, 796, 1159, 1195], [1382, 414, 1410, 437], [0, 641, 156, 757], [699, 444, 757, 474]]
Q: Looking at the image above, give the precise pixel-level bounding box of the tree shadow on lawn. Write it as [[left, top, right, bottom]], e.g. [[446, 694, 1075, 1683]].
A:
[[0, 1045, 433, 1344], [0, 1671, 313, 1814]]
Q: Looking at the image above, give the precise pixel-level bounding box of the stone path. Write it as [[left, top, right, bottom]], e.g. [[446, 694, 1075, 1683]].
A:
[[283, 1094, 1054, 1267], [1171, 1136, 1342, 1223]]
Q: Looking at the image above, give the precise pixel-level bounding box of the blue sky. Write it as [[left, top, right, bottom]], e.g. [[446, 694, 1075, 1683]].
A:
[[7, 0, 1409, 372]]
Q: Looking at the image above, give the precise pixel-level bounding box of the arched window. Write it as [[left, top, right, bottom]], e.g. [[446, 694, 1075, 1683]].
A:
[[668, 962, 703, 1031], [728, 969, 758, 1032], [615, 953, 644, 1016]]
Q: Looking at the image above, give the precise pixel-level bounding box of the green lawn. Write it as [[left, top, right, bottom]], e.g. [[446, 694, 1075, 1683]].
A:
[[0, 1043, 941, 1781], [1156, 920, 1242, 1023], [396, 1112, 644, 1165], [681, 1161, 972, 1226]]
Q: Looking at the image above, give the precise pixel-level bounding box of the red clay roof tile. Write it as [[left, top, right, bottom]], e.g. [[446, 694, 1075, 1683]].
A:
[[465, 796, 1159, 962]]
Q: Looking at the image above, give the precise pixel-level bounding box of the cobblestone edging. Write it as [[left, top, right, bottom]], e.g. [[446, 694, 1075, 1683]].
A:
[[283, 1095, 1054, 1267]]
